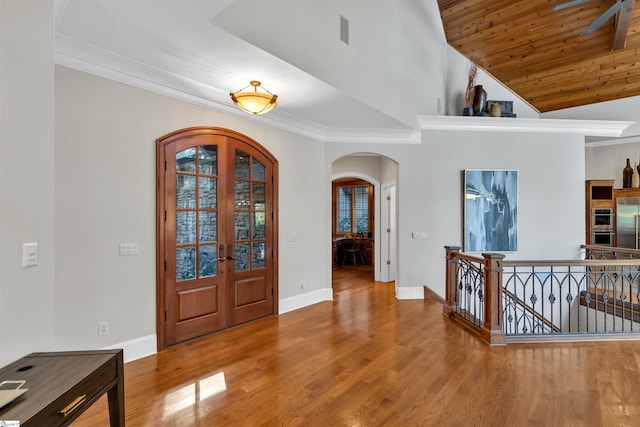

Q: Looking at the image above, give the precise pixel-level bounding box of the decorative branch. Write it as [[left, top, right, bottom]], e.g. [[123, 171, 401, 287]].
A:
[[465, 62, 478, 107]]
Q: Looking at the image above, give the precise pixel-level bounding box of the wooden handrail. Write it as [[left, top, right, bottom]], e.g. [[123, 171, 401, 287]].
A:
[[448, 250, 486, 264], [582, 244, 640, 259], [504, 259, 640, 267]]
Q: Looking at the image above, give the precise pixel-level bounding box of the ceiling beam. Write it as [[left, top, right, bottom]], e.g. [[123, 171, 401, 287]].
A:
[[613, 0, 636, 50]]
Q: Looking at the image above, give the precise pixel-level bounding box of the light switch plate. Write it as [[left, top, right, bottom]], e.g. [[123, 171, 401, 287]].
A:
[[119, 242, 140, 256], [412, 232, 428, 240], [22, 242, 38, 268]]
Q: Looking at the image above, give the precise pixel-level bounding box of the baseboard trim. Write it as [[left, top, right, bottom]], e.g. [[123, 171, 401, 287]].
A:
[[102, 334, 157, 363], [279, 288, 333, 314], [395, 285, 425, 300], [423, 286, 445, 304]]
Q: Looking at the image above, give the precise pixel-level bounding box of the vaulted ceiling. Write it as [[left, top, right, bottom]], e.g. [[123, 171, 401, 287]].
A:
[[53, 0, 638, 139], [438, 0, 640, 113]]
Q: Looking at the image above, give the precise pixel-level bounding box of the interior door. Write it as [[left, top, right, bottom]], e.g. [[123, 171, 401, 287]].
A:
[[225, 145, 275, 326], [157, 127, 278, 349]]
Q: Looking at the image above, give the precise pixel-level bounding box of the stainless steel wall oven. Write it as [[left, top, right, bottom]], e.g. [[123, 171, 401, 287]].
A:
[[591, 208, 613, 246]]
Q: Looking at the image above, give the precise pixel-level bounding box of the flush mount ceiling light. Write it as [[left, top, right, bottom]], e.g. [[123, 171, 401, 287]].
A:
[[230, 80, 278, 115]]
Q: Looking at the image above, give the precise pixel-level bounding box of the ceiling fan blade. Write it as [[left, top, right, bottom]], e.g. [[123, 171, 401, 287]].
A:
[[553, 0, 592, 11], [583, 0, 626, 34]]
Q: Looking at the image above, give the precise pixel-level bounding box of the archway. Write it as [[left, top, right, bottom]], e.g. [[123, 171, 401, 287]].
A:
[[331, 153, 398, 283]]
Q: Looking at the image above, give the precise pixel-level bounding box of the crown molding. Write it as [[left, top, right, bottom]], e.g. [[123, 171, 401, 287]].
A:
[[417, 115, 635, 137], [585, 135, 640, 148], [54, 34, 420, 145], [323, 127, 420, 144]]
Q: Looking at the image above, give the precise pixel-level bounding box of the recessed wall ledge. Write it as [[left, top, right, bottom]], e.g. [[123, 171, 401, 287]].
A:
[[417, 115, 636, 138]]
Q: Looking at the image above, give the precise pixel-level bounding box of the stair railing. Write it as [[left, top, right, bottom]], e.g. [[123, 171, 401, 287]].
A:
[[444, 245, 640, 344], [444, 246, 505, 345]]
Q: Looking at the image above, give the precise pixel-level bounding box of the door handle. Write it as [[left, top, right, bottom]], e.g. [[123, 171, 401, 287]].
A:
[[227, 244, 235, 261], [217, 244, 226, 262]]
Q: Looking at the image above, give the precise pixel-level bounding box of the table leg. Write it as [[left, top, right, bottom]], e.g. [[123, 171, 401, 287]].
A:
[[107, 353, 125, 426]]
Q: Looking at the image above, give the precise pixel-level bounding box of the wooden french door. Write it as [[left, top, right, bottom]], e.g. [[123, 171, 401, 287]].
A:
[[156, 127, 278, 349]]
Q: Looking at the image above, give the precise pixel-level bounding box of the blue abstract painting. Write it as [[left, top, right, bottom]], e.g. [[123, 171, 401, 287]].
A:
[[464, 169, 518, 252]]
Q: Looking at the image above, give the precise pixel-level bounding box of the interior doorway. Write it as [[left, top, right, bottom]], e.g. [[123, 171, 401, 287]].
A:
[[331, 153, 398, 284]]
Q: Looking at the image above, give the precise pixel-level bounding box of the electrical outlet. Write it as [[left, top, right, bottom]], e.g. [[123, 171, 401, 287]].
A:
[[98, 321, 109, 336]]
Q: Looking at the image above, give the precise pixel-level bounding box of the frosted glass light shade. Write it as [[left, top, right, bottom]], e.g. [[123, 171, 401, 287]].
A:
[[230, 81, 278, 115]]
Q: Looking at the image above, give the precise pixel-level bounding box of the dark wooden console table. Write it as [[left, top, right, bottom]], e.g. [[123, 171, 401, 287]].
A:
[[0, 349, 124, 426]]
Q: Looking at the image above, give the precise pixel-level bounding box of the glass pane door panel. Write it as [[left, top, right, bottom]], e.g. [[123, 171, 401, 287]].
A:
[[199, 211, 217, 243], [252, 183, 265, 207], [235, 212, 250, 240], [235, 181, 250, 209], [252, 158, 265, 180], [253, 212, 265, 239], [176, 148, 196, 172], [176, 211, 196, 244], [235, 242, 249, 272], [177, 175, 196, 208], [355, 185, 369, 233], [252, 241, 266, 269], [198, 145, 217, 175], [235, 150, 250, 178], [177, 246, 196, 281], [199, 245, 217, 278], [337, 187, 351, 232], [199, 177, 217, 209]]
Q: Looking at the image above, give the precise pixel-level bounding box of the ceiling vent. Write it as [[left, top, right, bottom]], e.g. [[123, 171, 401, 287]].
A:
[[340, 15, 349, 45]]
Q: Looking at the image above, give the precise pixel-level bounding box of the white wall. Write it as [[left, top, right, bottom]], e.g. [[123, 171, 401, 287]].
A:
[[326, 131, 585, 297], [381, 156, 399, 185], [332, 155, 382, 181], [0, 1, 56, 365], [586, 141, 640, 188], [54, 66, 327, 352]]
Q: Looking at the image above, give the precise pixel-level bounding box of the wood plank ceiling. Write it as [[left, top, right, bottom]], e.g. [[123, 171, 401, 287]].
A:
[[437, 0, 640, 112]]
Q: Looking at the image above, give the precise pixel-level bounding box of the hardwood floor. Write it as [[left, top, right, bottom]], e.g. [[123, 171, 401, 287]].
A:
[[72, 264, 640, 426]]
